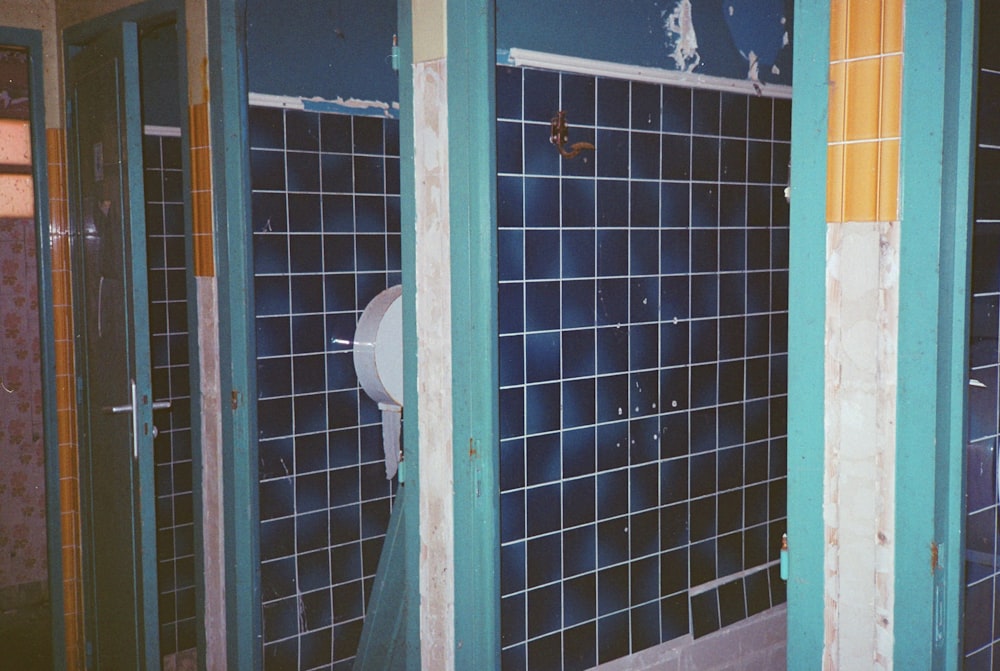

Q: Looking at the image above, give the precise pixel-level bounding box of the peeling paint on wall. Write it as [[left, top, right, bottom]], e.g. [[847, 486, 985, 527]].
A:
[[663, 0, 700, 72], [722, 0, 789, 84]]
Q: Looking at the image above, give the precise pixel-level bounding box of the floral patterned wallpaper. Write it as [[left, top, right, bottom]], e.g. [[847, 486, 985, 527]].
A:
[[0, 218, 47, 590]]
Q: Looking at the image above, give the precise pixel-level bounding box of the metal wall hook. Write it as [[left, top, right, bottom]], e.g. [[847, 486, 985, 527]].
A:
[[550, 110, 595, 160]]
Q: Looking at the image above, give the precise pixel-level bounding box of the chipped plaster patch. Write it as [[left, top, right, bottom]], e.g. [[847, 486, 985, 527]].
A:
[[663, 0, 700, 73]]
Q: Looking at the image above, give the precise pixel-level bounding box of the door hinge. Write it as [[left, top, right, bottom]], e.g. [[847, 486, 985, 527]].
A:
[[231, 390, 239, 411]]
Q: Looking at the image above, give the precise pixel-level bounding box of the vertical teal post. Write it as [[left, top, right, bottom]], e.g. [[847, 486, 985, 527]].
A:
[[895, 0, 976, 668], [786, 2, 829, 668], [447, 0, 501, 668], [207, 0, 261, 668]]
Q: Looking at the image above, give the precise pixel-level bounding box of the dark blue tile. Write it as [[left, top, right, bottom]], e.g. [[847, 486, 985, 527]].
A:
[[500, 439, 525, 493], [285, 110, 319, 151], [563, 524, 597, 577], [251, 149, 285, 191], [323, 273, 356, 313], [660, 501, 689, 549], [562, 229, 595, 279], [630, 370, 659, 418], [747, 184, 772, 226], [597, 420, 628, 471], [747, 229, 769, 270], [524, 177, 560, 227], [631, 600, 660, 653], [255, 275, 290, 316], [332, 619, 363, 662], [527, 531, 562, 587], [720, 92, 748, 137], [661, 592, 689, 642], [596, 326, 628, 375], [330, 542, 363, 585], [260, 517, 295, 561], [329, 501, 360, 546], [355, 234, 387, 271], [773, 141, 790, 184], [720, 139, 746, 183], [661, 133, 691, 180], [630, 82, 660, 130], [561, 73, 596, 126], [322, 194, 354, 233], [773, 98, 791, 141], [501, 592, 526, 648], [297, 547, 331, 592], [630, 131, 660, 180], [597, 610, 629, 664], [597, 180, 629, 227], [720, 272, 746, 316], [690, 410, 718, 456], [289, 235, 323, 274], [293, 392, 327, 434], [300, 628, 332, 668], [596, 468, 628, 520], [320, 113, 352, 153], [525, 382, 560, 434], [747, 140, 772, 183], [692, 89, 720, 135], [661, 84, 691, 132], [746, 313, 770, 357], [562, 178, 596, 229], [630, 180, 660, 226], [689, 319, 718, 364], [526, 432, 561, 485], [501, 489, 526, 544], [262, 638, 296, 668], [499, 334, 525, 387], [596, 278, 628, 325], [263, 596, 299, 642], [261, 557, 297, 600], [500, 386, 525, 439], [630, 277, 659, 323], [597, 563, 629, 614], [629, 323, 658, 371], [497, 65, 523, 120], [563, 573, 597, 629], [660, 229, 690, 276], [562, 328, 595, 378], [690, 494, 717, 543], [691, 589, 720, 638], [501, 645, 526, 671], [745, 568, 770, 616], [259, 437, 294, 479], [286, 151, 320, 192], [629, 230, 660, 276], [524, 229, 560, 280], [563, 377, 596, 429], [659, 366, 689, 414], [691, 136, 719, 181], [718, 530, 743, 577], [524, 122, 560, 176], [249, 106, 284, 149], [497, 121, 524, 174], [524, 69, 560, 123], [528, 633, 562, 670], [597, 77, 629, 128], [596, 373, 629, 426], [498, 176, 525, 228], [630, 416, 659, 464], [691, 275, 719, 318], [353, 116, 384, 154], [354, 156, 385, 194], [296, 471, 328, 514], [596, 229, 628, 278], [748, 96, 773, 139], [690, 540, 717, 588], [596, 129, 629, 178], [691, 183, 718, 229], [660, 181, 689, 228], [629, 461, 659, 513], [258, 397, 293, 440], [287, 193, 322, 232], [660, 545, 688, 597], [525, 281, 560, 332], [527, 583, 562, 638], [501, 541, 526, 597], [562, 427, 596, 478], [563, 476, 596, 528], [259, 476, 294, 520]]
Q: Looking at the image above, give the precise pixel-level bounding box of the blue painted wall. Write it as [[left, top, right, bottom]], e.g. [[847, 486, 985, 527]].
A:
[[246, 0, 398, 103], [497, 0, 793, 86]]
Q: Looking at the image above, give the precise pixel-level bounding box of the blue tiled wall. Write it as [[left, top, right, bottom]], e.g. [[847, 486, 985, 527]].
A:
[[250, 106, 401, 671], [497, 65, 789, 670], [965, 3, 1000, 667], [144, 131, 197, 661]]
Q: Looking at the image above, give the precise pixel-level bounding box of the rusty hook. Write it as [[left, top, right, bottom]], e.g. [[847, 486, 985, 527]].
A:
[[550, 110, 595, 160]]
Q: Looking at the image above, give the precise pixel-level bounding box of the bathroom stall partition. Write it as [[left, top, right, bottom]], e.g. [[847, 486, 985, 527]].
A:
[[250, 103, 402, 670], [496, 64, 790, 668]]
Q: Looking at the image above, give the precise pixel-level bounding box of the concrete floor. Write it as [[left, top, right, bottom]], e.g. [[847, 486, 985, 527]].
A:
[[0, 600, 52, 671]]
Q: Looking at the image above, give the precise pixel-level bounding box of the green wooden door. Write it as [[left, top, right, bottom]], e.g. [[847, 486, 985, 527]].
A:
[[68, 21, 161, 670]]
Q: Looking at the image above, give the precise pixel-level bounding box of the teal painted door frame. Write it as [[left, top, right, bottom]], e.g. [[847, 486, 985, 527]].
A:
[[0, 24, 64, 671], [787, 0, 977, 668], [785, 1, 829, 668], [206, 1, 261, 668], [895, 0, 976, 668], [446, 1, 502, 669]]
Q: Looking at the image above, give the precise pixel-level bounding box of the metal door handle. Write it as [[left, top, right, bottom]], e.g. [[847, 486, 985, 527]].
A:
[[101, 379, 140, 459], [152, 400, 171, 411]]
